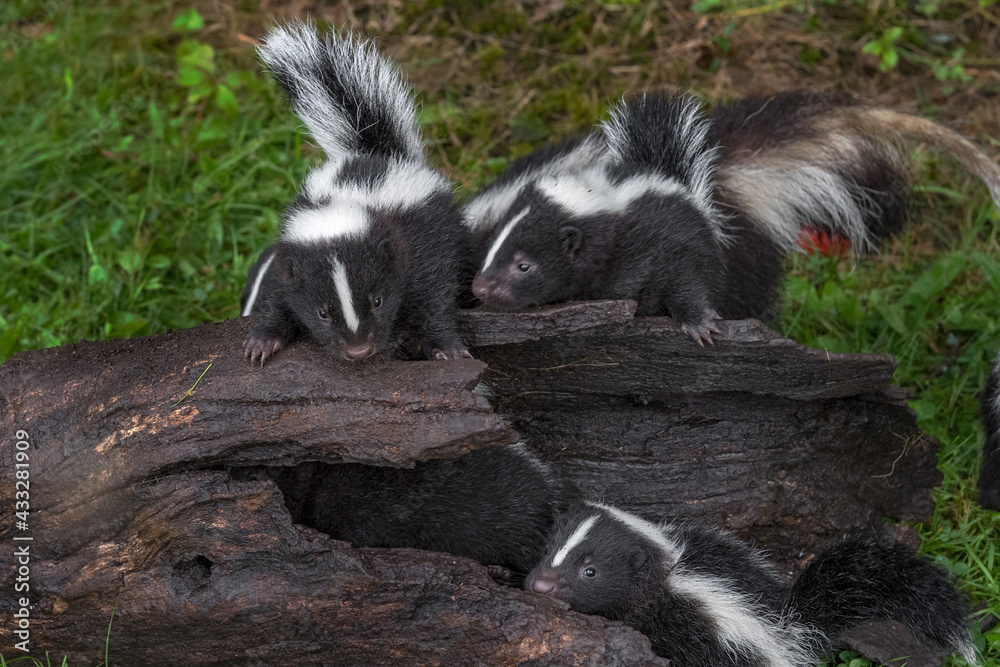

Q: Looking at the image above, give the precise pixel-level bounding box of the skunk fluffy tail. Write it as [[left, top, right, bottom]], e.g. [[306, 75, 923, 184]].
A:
[[712, 92, 1000, 254], [789, 533, 978, 665], [259, 21, 423, 161], [601, 93, 724, 240], [980, 352, 1000, 511]]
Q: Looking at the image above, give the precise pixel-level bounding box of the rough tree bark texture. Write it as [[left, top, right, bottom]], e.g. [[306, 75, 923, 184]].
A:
[[462, 301, 939, 570], [0, 319, 662, 665], [0, 303, 937, 663]]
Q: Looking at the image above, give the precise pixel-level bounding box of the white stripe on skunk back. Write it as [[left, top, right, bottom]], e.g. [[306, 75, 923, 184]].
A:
[[536, 168, 688, 219], [462, 134, 608, 231], [528, 501, 978, 667], [241, 251, 275, 317], [258, 21, 424, 161], [601, 93, 725, 242]]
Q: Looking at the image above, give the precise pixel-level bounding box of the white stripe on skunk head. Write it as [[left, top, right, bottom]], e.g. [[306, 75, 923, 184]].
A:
[[481, 206, 531, 271], [551, 514, 598, 567], [462, 134, 608, 232], [259, 21, 424, 162], [601, 94, 726, 242], [331, 257, 360, 333], [287, 159, 449, 244], [583, 501, 683, 568]]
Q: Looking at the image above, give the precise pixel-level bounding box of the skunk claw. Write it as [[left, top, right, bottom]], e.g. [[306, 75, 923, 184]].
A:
[[681, 310, 723, 346], [244, 336, 283, 366], [432, 346, 474, 361]]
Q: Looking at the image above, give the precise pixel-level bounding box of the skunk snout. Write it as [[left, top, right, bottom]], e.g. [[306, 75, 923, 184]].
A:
[[472, 274, 494, 301], [345, 343, 375, 360], [526, 569, 563, 597], [343, 333, 378, 360]]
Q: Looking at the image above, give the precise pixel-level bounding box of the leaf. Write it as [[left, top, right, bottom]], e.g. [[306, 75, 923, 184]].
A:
[[216, 84, 238, 116], [148, 255, 171, 270], [880, 48, 898, 71], [119, 249, 142, 274], [89, 264, 107, 284], [175, 66, 207, 88], [176, 40, 215, 73], [173, 8, 204, 32], [109, 312, 149, 337]]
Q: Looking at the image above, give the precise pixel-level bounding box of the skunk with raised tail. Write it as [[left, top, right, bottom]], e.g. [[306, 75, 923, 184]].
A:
[[467, 92, 1000, 342], [234, 443, 563, 577], [981, 351, 1000, 511], [527, 501, 979, 666], [242, 22, 471, 364]]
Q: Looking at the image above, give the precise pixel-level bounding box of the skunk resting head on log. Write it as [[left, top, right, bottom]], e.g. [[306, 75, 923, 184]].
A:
[[236, 442, 563, 578], [980, 351, 1000, 511], [465, 91, 1000, 331], [242, 22, 471, 365], [526, 501, 978, 667]]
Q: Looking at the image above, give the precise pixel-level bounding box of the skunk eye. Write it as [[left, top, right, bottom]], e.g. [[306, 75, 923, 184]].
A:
[[517, 263, 530, 272], [583, 567, 597, 578], [317, 308, 329, 321], [373, 297, 382, 309]]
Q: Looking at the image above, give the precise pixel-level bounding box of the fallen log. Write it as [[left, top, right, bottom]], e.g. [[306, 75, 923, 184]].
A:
[[462, 301, 940, 570], [0, 304, 938, 662]]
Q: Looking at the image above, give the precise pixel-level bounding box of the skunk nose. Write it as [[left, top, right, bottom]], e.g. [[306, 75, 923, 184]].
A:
[[345, 343, 375, 360], [472, 275, 492, 300], [530, 576, 557, 595]]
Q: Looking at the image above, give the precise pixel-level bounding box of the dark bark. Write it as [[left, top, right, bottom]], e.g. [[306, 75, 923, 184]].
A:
[[461, 301, 940, 570], [0, 303, 939, 662], [0, 318, 659, 664]]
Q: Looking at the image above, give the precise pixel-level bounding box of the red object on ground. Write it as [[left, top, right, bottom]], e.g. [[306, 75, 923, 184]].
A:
[[799, 229, 852, 259]]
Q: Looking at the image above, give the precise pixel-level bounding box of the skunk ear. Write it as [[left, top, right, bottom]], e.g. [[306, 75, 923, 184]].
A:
[[276, 249, 296, 284], [378, 237, 393, 258], [559, 226, 583, 259]]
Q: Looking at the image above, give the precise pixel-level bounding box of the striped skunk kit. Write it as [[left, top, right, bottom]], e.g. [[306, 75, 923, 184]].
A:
[[241, 22, 471, 365], [528, 502, 978, 667]]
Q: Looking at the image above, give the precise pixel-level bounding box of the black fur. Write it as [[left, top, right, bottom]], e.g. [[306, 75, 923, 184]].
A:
[[465, 91, 922, 330], [234, 445, 563, 576], [243, 24, 471, 364], [980, 352, 1000, 510], [709, 91, 910, 318], [790, 533, 976, 654], [470, 95, 725, 344], [527, 502, 976, 666]]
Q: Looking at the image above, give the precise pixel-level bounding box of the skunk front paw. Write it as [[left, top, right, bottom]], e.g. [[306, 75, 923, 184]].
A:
[[680, 309, 723, 347], [244, 335, 284, 366]]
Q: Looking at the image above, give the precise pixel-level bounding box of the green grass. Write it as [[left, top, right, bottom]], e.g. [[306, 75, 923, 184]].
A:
[[2, 1, 998, 664]]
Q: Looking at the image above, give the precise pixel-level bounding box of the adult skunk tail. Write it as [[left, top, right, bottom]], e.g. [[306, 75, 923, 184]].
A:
[[258, 20, 424, 162], [789, 533, 979, 665], [712, 92, 1000, 254]]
